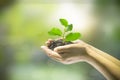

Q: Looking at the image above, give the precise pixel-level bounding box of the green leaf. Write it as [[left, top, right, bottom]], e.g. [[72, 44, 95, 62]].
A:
[[59, 18, 68, 27], [48, 27, 62, 36], [66, 24, 73, 32], [65, 32, 81, 41]]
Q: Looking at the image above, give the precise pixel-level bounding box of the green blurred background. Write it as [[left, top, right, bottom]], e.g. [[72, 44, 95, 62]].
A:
[[0, 0, 120, 80]]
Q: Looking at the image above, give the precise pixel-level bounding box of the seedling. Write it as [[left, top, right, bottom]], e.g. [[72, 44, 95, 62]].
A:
[[48, 18, 81, 50]]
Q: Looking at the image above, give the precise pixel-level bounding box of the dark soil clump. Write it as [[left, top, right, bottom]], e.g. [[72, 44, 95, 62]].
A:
[[48, 39, 73, 50]]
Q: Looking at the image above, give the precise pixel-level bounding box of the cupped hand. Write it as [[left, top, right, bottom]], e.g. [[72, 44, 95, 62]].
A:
[[41, 39, 89, 64]]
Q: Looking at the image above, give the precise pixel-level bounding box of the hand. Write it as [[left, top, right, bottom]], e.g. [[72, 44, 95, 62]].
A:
[[41, 39, 120, 80], [41, 39, 89, 64]]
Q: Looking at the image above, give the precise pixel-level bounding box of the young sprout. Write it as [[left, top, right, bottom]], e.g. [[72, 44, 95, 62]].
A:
[[48, 18, 81, 42]]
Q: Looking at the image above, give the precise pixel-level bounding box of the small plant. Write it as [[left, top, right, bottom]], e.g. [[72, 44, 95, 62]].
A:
[[48, 18, 81, 50]]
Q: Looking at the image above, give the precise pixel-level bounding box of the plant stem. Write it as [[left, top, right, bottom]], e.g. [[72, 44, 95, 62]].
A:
[[62, 28, 66, 43]]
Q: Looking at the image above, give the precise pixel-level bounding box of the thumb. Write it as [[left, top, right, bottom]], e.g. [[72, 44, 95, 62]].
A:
[[54, 45, 71, 53], [41, 46, 62, 58]]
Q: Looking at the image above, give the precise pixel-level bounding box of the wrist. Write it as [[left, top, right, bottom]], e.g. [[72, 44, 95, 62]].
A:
[[81, 44, 96, 63]]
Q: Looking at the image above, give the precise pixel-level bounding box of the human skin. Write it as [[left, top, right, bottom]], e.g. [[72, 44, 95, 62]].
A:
[[41, 39, 120, 80]]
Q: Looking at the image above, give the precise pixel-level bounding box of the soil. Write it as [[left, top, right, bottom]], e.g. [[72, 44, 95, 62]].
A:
[[48, 39, 73, 50]]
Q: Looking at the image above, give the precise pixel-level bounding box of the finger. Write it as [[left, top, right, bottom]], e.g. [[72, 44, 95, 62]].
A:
[[54, 45, 71, 53], [72, 40, 83, 44], [72, 40, 87, 47], [41, 46, 52, 53], [48, 39, 54, 43], [45, 39, 53, 44], [41, 46, 62, 59], [45, 39, 54, 46], [72, 40, 80, 43]]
